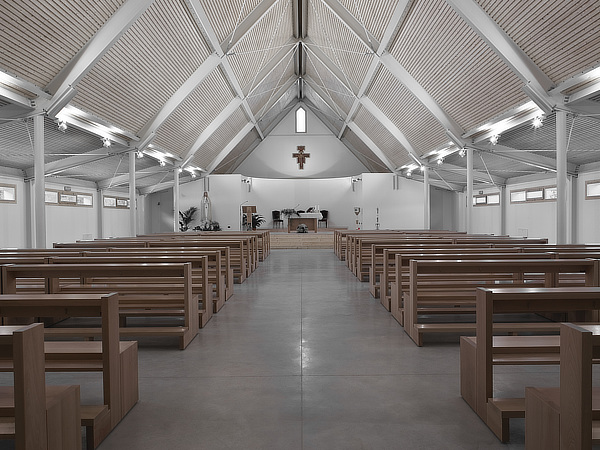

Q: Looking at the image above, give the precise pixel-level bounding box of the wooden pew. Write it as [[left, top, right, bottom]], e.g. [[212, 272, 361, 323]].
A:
[[460, 287, 600, 442], [48, 255, 213, 327], [405, 258, 599, 346], [0, 323, 81, 450], [525, 323, 600, 449], [0, 293, 138, 448], [2, 263, 199, 350]]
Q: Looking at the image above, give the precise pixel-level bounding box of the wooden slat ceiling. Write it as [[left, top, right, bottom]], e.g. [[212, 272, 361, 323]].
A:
[[191, 107, 249, 169], [307, 0, 371, 90], [75, 0, 212, 135], [353, 104, 411, 168], [0, 0, 126, 89], [228, 0, 293, 91], [154, 69, 235, 157], [1, 0, 600, 192], [389, 0, 527, 131], [367, 66, 448, 156], [477, 0, 600, 84]]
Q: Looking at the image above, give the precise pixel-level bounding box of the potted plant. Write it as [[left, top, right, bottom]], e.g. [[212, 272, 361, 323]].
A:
[[280, 208, 299, 218], [251, 213, 265, 230], [178, 206, 198, 232], [193, 220, 221, 231]]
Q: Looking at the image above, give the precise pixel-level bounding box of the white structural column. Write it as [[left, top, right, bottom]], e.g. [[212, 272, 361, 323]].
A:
[[173, 169, 180, 232], [129, 150, 137, 237], [33, 115, 46, 248], [423, 167, 430, 229], [500, 185, 507, 236], [97, 189, 104, 239], [466, 147, 474, 234], [556, 110, 568, 244]]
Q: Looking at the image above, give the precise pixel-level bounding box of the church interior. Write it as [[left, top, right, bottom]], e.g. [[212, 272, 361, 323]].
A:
[[1, 0, 600, 448]]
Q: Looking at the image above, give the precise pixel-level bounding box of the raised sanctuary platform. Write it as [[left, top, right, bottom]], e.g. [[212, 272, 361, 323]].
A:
[[270, 231, 334, 249]]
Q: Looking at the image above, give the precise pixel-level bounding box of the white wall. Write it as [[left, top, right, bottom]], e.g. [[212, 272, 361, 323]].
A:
[[0, 174, 27, 248], [431, 187, 459, 231], [236, 103, 368, 179], [577, 167, 600, 244], [360, 173, 424, 230], [471, 187, 503, 236]]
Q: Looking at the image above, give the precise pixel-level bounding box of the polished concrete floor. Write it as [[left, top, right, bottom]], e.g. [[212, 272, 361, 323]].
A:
[[2, 249, 564, 448]]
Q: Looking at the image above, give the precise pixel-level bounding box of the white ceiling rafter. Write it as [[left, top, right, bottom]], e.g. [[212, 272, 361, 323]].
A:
[[347, 121, 396, 173], [206, 122, 255, 174], [303, 77, 346, 122], [98, 165, 166, 190], [338, 0, 411, 138], [43, 0, 155, 114], [244, 39, 298, 97], [304, 40, 359, 95], [186, 0, 268, 140], [256, 76, 298, 123], [320, 0, 378, 53], [180, 97, 243, 167], [446, 0, 556, 111], [435, 162, 505, 186]]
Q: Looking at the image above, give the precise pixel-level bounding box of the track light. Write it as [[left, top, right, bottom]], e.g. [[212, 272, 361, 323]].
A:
[[490, 134, 500, 145], [532, 115, 544, 129], [136, 150, 144, 159], [102, 138, 111, 148], [159, 160, 166, 167], [57, 119, 67, 132], [437, 158, 444, 165], [458, 148, 466, 158]]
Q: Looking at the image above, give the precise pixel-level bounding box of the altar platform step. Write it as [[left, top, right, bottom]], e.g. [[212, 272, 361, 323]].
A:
[[270, 232, 334, 249]]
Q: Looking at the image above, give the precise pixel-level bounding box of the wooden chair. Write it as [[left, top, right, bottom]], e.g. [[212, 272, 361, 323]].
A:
[[0, 323, 81, 450]]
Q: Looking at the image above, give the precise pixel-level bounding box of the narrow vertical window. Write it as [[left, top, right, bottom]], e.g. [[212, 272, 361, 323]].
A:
[[295, 107, 306, 133]]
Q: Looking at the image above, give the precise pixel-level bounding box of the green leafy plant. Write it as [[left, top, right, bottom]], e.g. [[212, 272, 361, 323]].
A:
[[296, 223, 308, 233], [281, 208, 299, 218], [252, 214, 266, 229], [193, 220, 221, 231], [179, 206, 198, 232]]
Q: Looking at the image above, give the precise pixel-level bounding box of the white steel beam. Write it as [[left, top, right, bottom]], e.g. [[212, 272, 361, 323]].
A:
[[220, 0, 280, 53], [138, 54, 220, 139], [181, 97, 244, 167], [347, 122, 396, 173], [244, 40, 298, 97], [446, 0, 554, 92], [304, 40, 359, 95], [303, 77, 346, 121], [97, 164, 165, 190], [45, 0, 155, 100], [320, 0, 378, 52], [206, 123, 255, 174], [255, 76, 297, 121], [436, 162, 505, 186]]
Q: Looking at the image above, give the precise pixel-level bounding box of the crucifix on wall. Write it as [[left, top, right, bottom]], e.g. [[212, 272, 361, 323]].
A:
[[293, 146, 310, 169]]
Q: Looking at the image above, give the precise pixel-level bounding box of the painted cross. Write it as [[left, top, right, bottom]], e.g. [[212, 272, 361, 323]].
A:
[[293, 146, 310, 169]]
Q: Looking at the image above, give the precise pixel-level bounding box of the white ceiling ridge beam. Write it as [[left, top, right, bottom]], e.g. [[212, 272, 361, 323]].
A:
[[255, 76, 297, 121], [320, 0, 379, 52], [97, 165, 165, 190], [244, 39, 298, 97], [304, 40, 359, 95], [472, 143, 577, 176], [220, 0, 280, 54], [180, 97, 243, 166], [379, 52, 465, 143], [347, 121, 396, 173], [45, 0, 154, 109], [462, 101, 541, 140], [137, 54, 221, 139], [377, 0, 412, 56], [206, 122, 255, 174], [359, 96, 421, 162], [446, 0, 554, 94]]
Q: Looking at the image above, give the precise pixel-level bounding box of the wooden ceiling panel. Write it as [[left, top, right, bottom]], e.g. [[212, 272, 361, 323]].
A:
[[198, 0, 263, 43], [76, 0, 212, 135]]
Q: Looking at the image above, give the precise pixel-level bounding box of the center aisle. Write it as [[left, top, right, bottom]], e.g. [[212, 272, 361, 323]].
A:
[[100, 249, 518, 449]]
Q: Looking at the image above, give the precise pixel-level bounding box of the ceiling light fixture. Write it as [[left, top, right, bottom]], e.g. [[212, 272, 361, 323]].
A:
[[458, 148, 466, 158], [490, 134, 500, 145], [102, 138, 111, 147], [136, 150, 144, 159], [57, 119, 67, 132], [406, 170, 412, 178], [191, 172, 197, 179], [159, 160, 166, 167], [532, 115, 544, 129], [437, 158, 444, 165]]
